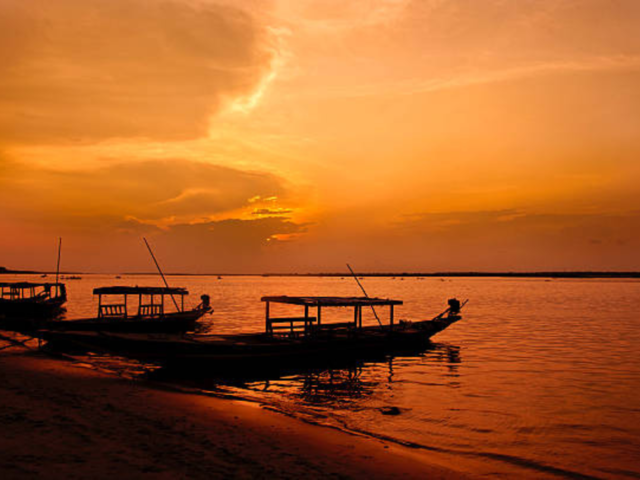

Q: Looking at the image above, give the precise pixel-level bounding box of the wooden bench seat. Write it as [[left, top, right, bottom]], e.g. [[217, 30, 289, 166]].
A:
[[266, 316, 316, 337], [99, 304, 127, 318], [139, 304, 163, 317]]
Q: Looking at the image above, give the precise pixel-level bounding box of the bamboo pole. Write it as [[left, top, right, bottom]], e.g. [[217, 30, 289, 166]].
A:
[[55, 237, 62, 297], [346, 264, 382, 327], [143, 237, 179, 311]]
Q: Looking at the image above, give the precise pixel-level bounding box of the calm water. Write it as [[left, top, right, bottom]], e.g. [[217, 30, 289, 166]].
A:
[[5, 274, 640, 478]]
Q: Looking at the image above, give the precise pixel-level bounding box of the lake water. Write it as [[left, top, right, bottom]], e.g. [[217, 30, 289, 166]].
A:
[[5, 274, 639, 478]]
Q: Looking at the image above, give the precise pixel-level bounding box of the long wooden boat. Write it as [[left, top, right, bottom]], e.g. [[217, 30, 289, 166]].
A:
[[0, 282, 67, 329], [39, 296, 464, 369], [44, 286, 212, 334]]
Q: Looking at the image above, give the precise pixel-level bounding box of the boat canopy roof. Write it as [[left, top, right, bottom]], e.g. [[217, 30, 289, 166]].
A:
[[0, 282, 64, 289], [93, 286, 188, 296], [261, 295, 402, 307]]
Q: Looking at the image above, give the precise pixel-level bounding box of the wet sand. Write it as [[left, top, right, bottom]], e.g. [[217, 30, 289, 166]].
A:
[[0, 349, 467, 479]]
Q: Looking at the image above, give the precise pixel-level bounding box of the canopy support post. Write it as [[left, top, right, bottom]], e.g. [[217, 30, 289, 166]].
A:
[[265, 301, 271, 335]]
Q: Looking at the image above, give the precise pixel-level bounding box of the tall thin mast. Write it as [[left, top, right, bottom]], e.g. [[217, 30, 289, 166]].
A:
[[55, 237, 62, 296], [346, 263, 382, 326], [143, 237, 179, 310]]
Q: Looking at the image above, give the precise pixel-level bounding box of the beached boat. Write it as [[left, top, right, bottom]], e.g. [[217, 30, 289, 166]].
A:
[[0, 282, 67, 328], [44, 286, 212, 334], [39, 296, 464, 369]]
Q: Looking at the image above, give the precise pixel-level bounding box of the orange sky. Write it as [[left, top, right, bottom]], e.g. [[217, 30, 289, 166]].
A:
[[1, 0, 639, 273]]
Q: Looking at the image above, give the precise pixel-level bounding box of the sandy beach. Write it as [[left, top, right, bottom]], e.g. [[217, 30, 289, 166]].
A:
[[0, 347, 467, 479]]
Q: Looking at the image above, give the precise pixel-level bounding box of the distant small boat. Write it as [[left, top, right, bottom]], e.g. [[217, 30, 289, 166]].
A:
[[217, 276, 223, 280], [44, 286, 212, 334], [61, 275, 82, 280], [0, 282, 67, 329]]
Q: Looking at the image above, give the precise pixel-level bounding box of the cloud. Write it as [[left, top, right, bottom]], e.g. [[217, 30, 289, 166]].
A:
[[91, 216, 306, 273], [251, 207, 293, 216], [398, 208, 640, 239], [161, 216, 304, 252], [273, 208, 640, 272], [389, 209, 640, 270], [275, 0, 408, 28], [0, 155, 306, 271], [0, 213, 306, 272], [280, 0, 640, 99], [0, 158, 288, 224], [394, 0, 640, 61], [0, 0, 279, 144]]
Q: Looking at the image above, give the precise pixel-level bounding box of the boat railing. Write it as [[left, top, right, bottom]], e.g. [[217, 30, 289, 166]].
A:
[[266, 316, 317, 338], [0, 283, 66, 301], [99, 304, 127, 318], [262, 296, 403, 339], [139, 304, 164, 317], [1, 288, 16, 300], [94, 287, 192, 321]]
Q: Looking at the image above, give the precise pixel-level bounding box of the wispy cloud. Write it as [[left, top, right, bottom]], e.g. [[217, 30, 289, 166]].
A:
[[341, 55, 640, 99], [251, 207, 293, 216], [0, 0, 280, 144], [0, 158, 287, 224]]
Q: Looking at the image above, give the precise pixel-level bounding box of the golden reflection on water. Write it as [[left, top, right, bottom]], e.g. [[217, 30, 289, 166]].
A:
[[3, 274, 639, 478]]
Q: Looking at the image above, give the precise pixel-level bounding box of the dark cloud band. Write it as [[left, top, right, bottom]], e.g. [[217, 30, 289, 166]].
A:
[[0, 0, 277, 144]]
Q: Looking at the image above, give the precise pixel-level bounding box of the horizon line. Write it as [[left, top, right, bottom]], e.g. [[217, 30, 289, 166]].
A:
[[1, 268, 639, 279]]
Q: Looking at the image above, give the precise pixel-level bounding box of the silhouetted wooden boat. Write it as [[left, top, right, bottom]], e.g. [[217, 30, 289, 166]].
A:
[[0, 282, 67, 329], [44, 286, 212, 334], [39, 296, 464, 368]]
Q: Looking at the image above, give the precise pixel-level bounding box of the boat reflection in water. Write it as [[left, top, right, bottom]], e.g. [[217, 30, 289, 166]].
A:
[[274, 343, 461, 408], [40, 293, 464, 424], [152, 342, 462, 414]]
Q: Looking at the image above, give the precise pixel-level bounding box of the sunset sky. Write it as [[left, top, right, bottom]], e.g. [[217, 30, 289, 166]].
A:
[[1, 0, 639, 273]]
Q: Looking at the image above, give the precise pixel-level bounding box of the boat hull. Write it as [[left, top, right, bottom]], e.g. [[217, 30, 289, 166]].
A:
[[39, 316, 461, 369], [0, 298, 67, 331], [42, 308, 209, 334]]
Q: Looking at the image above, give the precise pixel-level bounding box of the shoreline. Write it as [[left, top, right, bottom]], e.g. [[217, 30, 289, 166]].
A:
[[0, 348, 469, 479]]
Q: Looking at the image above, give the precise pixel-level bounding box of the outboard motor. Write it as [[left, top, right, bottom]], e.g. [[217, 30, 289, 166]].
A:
[[448, 298, 461, 316], [200, 294, 211, 311]]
